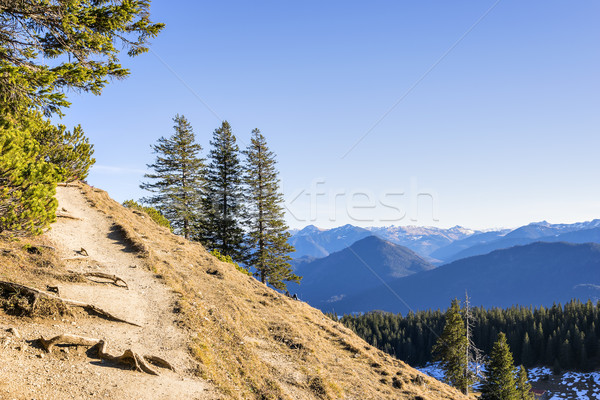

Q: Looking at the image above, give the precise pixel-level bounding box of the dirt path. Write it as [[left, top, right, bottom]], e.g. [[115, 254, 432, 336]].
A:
[[0, 186, 216, 400]]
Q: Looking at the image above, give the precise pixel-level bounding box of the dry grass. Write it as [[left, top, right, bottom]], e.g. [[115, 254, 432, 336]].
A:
[[0, 235, 76, 318], [0, 234, 78, 288], [3, 182, 470, 400]]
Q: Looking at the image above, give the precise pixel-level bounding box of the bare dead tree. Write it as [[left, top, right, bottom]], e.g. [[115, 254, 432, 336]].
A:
[[464, 290, 486, 393]]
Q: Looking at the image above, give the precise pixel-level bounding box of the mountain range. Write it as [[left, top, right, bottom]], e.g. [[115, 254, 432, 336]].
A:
[[435, 220, 600, 263], [329, 241, 600, 314], [288, 235, 435, 308], [288, 219, 600, 314], [289, 224, 371, 259], [290, 219, 600, 264], [289, 224, 475, 260]]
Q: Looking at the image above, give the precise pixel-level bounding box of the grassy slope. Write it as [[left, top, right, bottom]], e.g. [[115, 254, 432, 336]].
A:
[[1, 182, 469, 400]]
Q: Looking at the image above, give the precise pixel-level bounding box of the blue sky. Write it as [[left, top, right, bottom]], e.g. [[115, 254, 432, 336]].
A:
[[57, 1, 600, 230]]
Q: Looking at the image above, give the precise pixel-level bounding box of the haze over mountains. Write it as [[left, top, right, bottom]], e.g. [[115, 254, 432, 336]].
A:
[[288, 236, 434, 308], [437, 220, 600, 263], [289, 219, 600, 314], [331, 242, 600, 314], [289, 224, 475, 260]]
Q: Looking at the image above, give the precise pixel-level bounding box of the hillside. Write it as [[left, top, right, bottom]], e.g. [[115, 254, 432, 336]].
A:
[[290, 236, 435, 309], [0, 183, 468, 400], [332, 241, 600, 314]]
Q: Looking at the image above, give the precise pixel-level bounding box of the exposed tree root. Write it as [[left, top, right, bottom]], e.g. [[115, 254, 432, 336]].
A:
[[82, 272, 128, 289], [38, 334, 175, 375], [61, 256, 90, 261], [65, 270, 129, 289], [56, 212, 82, 220], [0, 280, 140, 326]]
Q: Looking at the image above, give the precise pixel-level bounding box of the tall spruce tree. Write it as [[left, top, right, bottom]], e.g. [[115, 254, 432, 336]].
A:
[[141, 115, 204, 239], [481, 332, 518, 400], [197, 121, 245, 261], [515, 366, 534, 400], [432, 299, 472, 394], [243, 129, 299, 289]]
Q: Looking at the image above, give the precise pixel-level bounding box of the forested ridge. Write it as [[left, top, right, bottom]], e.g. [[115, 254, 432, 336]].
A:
[[338, 299, 600, 371]]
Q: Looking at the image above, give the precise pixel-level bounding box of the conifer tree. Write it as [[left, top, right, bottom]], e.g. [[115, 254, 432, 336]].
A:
[[141, 115, 204, 239], [481, 332, 518, 400], [23, 112, 95, 182], [0, 1, 163, 118], [197, 121, 246, 261], [0, 1, 161, 237], [432, 299, 472, 394], [521, 332, 534, 368], [515, 366, 534, 400], [0, 126, 58, 236], [243, 129, 299, 289]]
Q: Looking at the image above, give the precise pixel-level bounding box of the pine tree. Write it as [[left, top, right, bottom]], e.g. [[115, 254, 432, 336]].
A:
[[432, 299, 472, 394], [0, 1, 163, 118], [0, 1, 161, 237], [481, 332, 518, 400], [141, 115, 204, 239], [464, 291, 484, 393], [515, 366, 534, 400], [197, 121, 246, 261], [243, 129, 299, 289], [0, 125, 58, 236], [23, 112, 95, 182], [521, 332, 534, 368]]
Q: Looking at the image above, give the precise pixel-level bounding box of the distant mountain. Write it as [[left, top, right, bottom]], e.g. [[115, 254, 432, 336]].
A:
[[440, 220, 600, 262], [366, 225, 474, 256], [290, 235, 435, 308], [504, 220, 600, 239], [429, 229, 510, 263], [289, 223, 476, 259], [331, 242, 600, 314], [551, 227, 600, 243], [289, 219, 600, 264], [289, 224, 371, 259]]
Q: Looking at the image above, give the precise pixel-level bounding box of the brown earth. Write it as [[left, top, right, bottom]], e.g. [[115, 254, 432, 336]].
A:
[[0, 182, 471, 400]]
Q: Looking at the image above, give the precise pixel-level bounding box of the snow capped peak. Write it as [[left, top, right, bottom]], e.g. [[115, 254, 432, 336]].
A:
[[297, 224, 325, 235]]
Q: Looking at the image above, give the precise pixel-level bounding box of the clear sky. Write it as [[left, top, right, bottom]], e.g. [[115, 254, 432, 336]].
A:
[[56, 1, 600, 230]]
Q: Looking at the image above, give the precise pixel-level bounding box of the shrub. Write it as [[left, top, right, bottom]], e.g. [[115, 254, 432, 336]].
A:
[[0, 127, 58, 236], [122, 199, 172, 231], [210, 249, 252, 276]]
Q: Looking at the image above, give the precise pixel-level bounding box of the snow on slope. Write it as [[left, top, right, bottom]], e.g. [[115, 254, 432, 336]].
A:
[[419, 364, 600, 399]]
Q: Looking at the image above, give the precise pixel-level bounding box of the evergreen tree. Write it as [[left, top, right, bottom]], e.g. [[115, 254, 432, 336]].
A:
[[0, 125, 58, 236], [0, 1, 163, 118], [515, 366, 534, 400], [198, 121, 246, 261], [481, 332, 518, 400], [521, 332, 534, 367], [432, 299, 472, 394], [141, 115, 204, 239], [243, 129, 299, 289], [339, 300, 600, 372], [23, 112, 95, 182], [0, 1, 161, 237]]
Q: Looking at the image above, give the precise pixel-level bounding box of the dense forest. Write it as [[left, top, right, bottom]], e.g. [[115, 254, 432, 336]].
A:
[[337, 299, 600, 371]]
